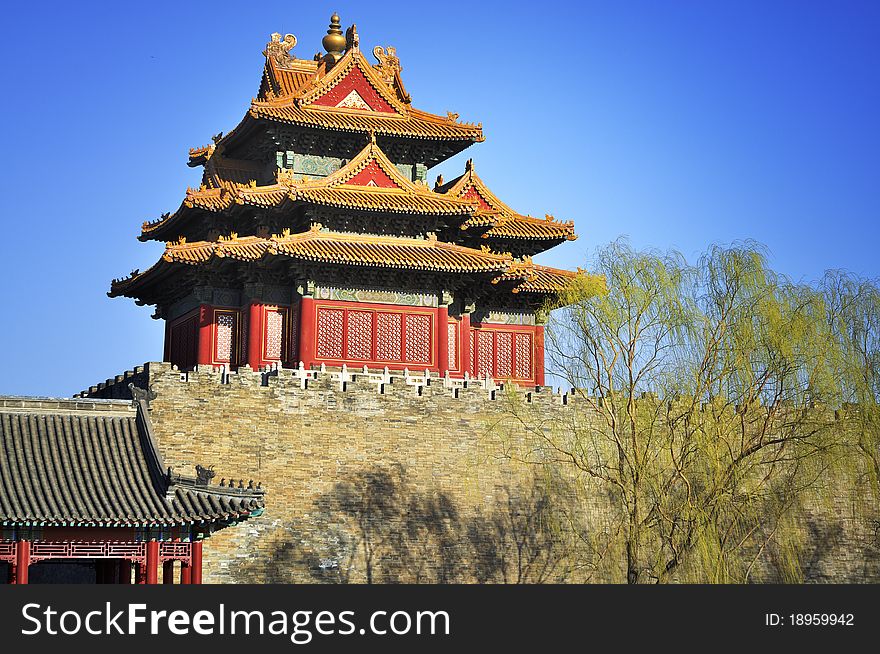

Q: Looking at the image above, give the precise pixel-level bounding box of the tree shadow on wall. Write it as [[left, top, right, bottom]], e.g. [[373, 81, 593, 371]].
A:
[[251, 463, 576, 583]]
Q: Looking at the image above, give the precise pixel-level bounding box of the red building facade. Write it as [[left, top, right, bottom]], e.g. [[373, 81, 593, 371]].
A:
[[111, 14, 586, 386]]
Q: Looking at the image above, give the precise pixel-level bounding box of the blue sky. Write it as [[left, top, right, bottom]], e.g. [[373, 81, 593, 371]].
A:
[[0, 1, 877, 396]]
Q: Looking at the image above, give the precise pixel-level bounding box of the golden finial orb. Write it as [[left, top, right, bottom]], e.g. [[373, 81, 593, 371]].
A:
[[322, 12, 346, 60]]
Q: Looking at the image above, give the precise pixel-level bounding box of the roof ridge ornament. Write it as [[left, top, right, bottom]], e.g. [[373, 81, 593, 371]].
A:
[[264, 32, 298, 69], [276, 167, 296, 185], [195, 464, 216, 486], [465, 158, 474, 172], [345, 24, 359, 52], [128, 383, 157, 408], [322, 12, 346, 64], [373, 45, 401, 85]]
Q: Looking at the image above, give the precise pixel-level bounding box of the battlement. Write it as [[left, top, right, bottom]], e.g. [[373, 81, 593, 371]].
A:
[[76, 362, 572, 408], [76, 362, 850, 421]]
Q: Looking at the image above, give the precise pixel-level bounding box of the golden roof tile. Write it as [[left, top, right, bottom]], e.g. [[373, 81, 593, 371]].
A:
[[494, 259, 582, 294], [259, 55, 320, 100], [112, 230, 514, 297], [249, 103, 483, 141], [140, 140, 477, 240], [243, 47, 482, 141], [439, 160, 577, 242]]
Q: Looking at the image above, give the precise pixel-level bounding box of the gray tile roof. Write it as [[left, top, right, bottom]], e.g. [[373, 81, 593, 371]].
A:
[[0, 396, 264, 527]]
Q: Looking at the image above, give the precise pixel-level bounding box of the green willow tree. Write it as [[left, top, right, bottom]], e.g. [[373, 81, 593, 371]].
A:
[[500, 239, 880, 583]]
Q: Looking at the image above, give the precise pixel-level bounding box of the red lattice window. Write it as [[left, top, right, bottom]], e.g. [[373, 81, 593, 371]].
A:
[[515, 332, 533, 379], [376, 312, 403, 361], [405, 314, 432, 363], [317, 308, 345, 358], [496, 331, 513, 377], [470, 328, 535, 381], [169, 313, 198, 370], [448, 322, 458, 370], [264, 309, 286, 361], [347, 310, 374, 360], [215, 311, 236, 363], [469, 329, 475, 373], [477, 331, 494, 377]]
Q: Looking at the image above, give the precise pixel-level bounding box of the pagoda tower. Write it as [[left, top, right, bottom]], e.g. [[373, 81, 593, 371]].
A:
[[111, 14, 585, 386]]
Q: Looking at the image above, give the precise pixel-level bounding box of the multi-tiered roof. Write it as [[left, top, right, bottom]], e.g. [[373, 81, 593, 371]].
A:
[[112, 15, 582, 315]]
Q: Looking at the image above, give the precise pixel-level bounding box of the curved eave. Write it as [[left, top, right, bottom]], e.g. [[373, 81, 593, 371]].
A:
[[295, 187, 472, 216], [248, 104, 484, 142], [494, 264, 590, 295], [483, 223, 578, 242], [112, 232, 513, 301]]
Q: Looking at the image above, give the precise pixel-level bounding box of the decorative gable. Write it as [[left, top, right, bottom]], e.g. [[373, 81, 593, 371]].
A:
[[310, 65, 396, 113], [345, 159, 401, 188], [461, 185, 494, 212], [336, 89, 371, 110]]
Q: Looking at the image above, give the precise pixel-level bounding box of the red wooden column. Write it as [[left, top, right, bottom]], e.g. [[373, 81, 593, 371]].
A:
[[163, 561, 175, 584], [191, 541, 203, 585], [163, 320, 172, 363], [180, 540, 192, 584], [13, 540, 29, 584], [145, 541, 159, 584], [535, 324, 546, 387], [247, 301, 264, 370], [197, 304, 215, 367], [298, 296, 316, 369], [436, 305, 449, 375], [119, 560, 132, 584], [460, 313, 472, 378], [180, 561, 192, 584]]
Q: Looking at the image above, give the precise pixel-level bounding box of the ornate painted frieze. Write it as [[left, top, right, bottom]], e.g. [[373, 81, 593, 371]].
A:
[[244, 283, 291, 305], [167, 296, 201, 322], [393, 163, 428, 183], [212, 288, 242, 308], [481, 310, 536, 325], [395, 163, 414, 180], [314, 285, 438, 307], [276, 152, 344, 177]]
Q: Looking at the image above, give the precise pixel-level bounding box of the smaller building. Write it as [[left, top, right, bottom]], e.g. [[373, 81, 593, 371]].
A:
[[0, 392, 264, 584]]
